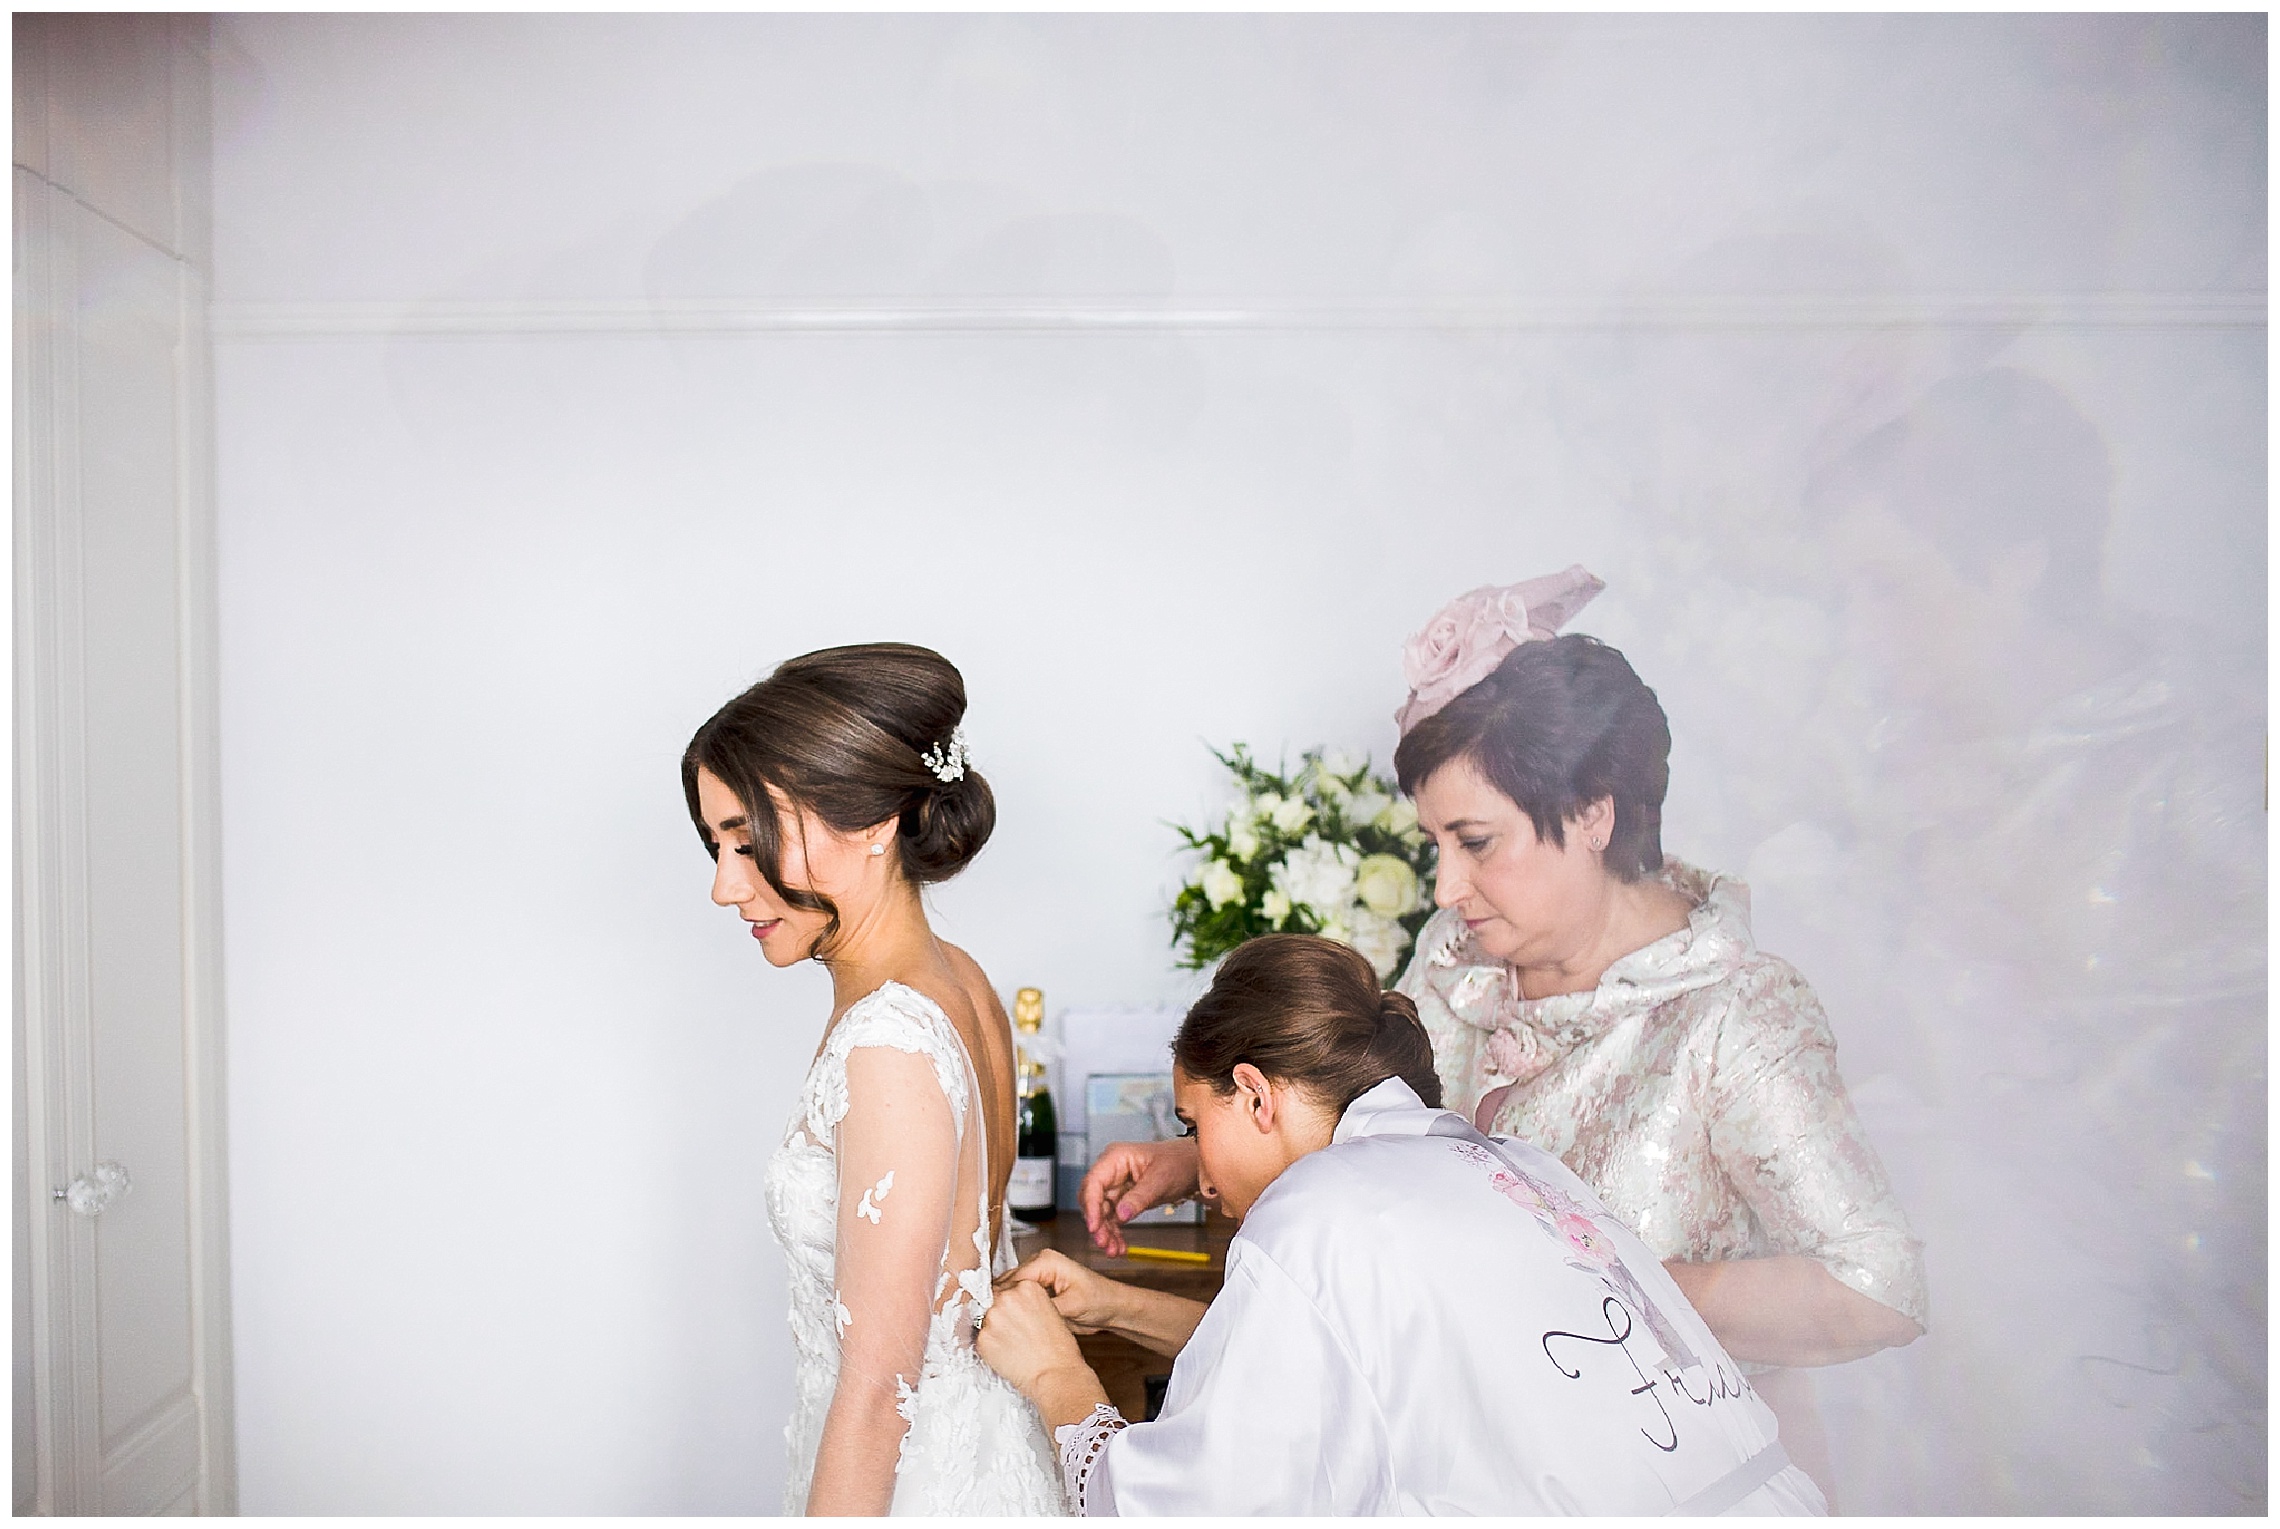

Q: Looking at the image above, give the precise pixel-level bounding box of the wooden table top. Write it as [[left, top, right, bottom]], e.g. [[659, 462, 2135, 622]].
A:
[[1009, 1206, 1237, 1298]]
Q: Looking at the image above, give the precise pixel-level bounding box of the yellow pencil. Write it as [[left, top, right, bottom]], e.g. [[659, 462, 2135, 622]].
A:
[[1119, 1245, 1212, 1264]]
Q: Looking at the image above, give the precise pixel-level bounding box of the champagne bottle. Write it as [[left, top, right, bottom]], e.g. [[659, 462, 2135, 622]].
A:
[[1008, 987, 1058, 1224]]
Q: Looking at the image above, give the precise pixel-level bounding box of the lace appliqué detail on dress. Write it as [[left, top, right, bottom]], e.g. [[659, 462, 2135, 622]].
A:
[[1055, 1403, 1128, 1515], [895, 1372, 921, 1426], [789, 985, 974, 1161], [857, 1170, 894, 1224], [956, 1260, 994, 1326]]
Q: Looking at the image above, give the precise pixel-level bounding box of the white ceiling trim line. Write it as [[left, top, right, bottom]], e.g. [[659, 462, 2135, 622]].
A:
[[209, 293, 2268, 340]]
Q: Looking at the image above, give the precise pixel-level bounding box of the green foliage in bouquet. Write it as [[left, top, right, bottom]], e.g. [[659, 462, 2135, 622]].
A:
[[1170, 744, 1438, 986]]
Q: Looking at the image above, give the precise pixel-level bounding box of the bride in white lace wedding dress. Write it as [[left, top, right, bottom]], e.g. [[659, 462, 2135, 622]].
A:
[[683, 643, 1063, 1516], [769, 981, 1064, 1514]]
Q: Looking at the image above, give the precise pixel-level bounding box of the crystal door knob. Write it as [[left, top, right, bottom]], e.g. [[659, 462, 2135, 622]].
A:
[[59, 1161, 131, 1217]]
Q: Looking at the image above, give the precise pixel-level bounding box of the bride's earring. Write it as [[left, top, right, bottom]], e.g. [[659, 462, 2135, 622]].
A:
[[868, 843, 886, 857]]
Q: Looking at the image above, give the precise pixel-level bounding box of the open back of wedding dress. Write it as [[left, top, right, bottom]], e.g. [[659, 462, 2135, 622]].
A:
[[764, 981, 1064, 1515]]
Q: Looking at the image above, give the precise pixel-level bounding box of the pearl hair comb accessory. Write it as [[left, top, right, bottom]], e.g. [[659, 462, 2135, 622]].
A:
[[921, 726, 970, 784]]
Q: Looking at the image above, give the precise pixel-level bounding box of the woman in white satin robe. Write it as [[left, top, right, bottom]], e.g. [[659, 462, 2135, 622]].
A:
[[978, 935, 1824, 1516], [1080, 581, 1926, 1502]]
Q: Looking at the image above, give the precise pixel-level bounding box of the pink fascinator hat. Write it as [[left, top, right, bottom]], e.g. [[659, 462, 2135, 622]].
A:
[[1394, 565, 1607, 736]]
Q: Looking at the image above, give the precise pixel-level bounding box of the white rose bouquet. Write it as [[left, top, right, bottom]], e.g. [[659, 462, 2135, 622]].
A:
[[1170, 744, 1436, 985]]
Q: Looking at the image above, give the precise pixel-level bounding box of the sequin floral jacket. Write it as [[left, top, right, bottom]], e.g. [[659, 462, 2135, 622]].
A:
[[1398, 861, 1928, 1329]]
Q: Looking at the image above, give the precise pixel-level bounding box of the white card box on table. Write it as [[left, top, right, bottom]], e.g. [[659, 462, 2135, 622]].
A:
[[1084, 1072, 1204, 1225], [1052, 1003, 1186, 1210]]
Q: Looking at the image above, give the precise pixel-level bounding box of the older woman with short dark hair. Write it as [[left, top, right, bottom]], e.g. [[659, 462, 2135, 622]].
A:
[[1083, 572, 1925, 1501]]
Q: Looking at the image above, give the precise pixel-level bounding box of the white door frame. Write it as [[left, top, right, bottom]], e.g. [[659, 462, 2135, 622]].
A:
[[12, 14, 236, 1514]]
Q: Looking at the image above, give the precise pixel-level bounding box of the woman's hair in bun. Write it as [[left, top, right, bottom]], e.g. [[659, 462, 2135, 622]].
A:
[[681, 643, 995, 950], [1173, 934, 1443, 1113]]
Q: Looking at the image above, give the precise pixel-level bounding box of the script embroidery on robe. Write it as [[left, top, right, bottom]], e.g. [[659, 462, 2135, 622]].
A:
[[1449, 1139, 1753, 1452]]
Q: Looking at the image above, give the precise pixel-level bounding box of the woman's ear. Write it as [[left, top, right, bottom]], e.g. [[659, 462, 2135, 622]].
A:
[[1570, 796, 1616, 854], [861, 813, 901, 857], [1229, 1062, 1279, 1133]]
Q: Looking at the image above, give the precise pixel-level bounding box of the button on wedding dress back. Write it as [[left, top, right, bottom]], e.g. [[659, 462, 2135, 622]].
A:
[[763, 981, 1063, 1514]]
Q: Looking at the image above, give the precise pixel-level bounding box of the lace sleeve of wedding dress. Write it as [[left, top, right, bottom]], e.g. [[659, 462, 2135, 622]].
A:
[[1703, 959, 1931, 1328], [819, 1042, 961, 1465]]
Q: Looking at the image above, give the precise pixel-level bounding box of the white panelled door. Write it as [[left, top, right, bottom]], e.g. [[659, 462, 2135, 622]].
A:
[[13, 16, 234, 1515]]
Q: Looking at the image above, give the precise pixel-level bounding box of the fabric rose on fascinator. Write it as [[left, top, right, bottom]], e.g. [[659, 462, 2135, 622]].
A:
[[1393, 564, 1607, 735]]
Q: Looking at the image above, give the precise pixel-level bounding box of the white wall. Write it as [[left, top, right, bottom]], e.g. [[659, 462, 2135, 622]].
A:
[[209, 15, 2264, 1514]]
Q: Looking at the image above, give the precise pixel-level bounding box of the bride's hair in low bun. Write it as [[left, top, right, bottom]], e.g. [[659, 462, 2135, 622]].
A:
[[681, 643, 995, 947], [898, 779, 994, 884], [1174, 935, 1443, 1113]]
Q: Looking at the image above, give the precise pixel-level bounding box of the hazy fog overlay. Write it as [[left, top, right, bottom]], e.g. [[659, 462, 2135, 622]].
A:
[[207, 13, 2262, 1513], [1571, 302, 2264, 1510]]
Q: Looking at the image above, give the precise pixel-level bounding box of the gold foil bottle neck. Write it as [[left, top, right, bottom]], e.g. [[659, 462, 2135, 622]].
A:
[[1012, 987, 1045, 1032]]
